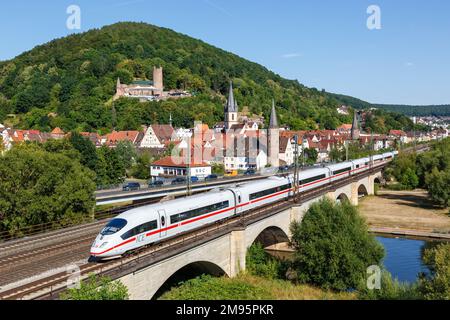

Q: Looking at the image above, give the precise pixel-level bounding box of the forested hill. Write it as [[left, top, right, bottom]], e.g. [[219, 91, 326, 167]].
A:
[[0, 22, 413, 133], [374, 104, 450, 117]]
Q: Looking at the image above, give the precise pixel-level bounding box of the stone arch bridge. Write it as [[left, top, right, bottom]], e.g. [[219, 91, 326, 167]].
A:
[[115, 170, 383, 300]]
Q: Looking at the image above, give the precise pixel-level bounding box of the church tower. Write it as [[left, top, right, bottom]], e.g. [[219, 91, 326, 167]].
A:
[[224, 81, 239, 130], [268, 99, 280, 168], [351, 110, 360, 140]]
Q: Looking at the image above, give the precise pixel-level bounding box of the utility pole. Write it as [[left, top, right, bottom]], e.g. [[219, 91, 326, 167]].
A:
[[186, 136, 192, 196], [345, 140, 349, 162], [293, 135, 299, 199]]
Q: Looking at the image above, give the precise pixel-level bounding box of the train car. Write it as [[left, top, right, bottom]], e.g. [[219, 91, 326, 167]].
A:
[[91, 189, 236, 259], [297, 167, 330, 192], [372, 154, 384, 165], [327, 161, 354, 182], [91, 154, 398, 260], [230, 176, 293, 213], [350, 157, 370, 175]]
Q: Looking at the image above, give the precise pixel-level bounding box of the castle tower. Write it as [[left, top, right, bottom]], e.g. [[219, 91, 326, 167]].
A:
[[351, 111, 360, 140], [114, 78, 125, 100], [153, 66, 164, 93], [224, 81, 239, 130], [268, 99, 280, 168]]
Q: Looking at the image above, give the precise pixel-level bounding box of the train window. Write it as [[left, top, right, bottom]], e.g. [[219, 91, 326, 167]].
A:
[[161, 216, 166, 227], [101, 218, 127, 236], [249, 183, 291, 201], [238, 195, 242, 203], [170, 201, 230, 224], [121, 220, 158, 240], [299, 174, 326, 186], [333, 167, 351, 175]]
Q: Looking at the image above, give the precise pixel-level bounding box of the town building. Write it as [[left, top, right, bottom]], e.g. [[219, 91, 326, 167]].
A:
[[150, 156, 211, 180], [140, 124, 175, 149]]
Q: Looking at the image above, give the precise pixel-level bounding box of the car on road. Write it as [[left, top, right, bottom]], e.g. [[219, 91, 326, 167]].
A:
[[171, 177, 187, 185], [122, 182, 141, 192], [148, 180, 164, 188], [205, 174, 218, 181], [244, 169, 256, 175], [279, 165, 290, 172], [190, 176, 199, 183]]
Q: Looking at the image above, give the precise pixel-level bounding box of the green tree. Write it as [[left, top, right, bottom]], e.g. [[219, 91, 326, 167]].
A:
[[62, 274, 129, 300], [419, 243, 450, 300], [400, 168, 419, 190], [425, 168, 450, 208], [131, 153, 152, 180], [289, 198, 384, 291], [115, 141, 137, 170], [0, 144, 95, 234], [304, 148, 318, 165], [246, 243, 281, 279], [69, 132, 98, 171]]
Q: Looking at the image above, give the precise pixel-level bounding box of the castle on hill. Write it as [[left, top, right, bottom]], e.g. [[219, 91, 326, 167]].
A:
[[114, 66, 191, 102]]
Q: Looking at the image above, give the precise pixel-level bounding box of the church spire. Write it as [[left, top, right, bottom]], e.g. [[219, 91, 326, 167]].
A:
[[269, 99, 279, 129], [351, 110, 360, 140], [225, 81, 238, 113]]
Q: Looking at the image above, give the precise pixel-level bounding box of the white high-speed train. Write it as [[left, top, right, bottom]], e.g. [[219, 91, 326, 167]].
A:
[[90, 151, 397, 259]]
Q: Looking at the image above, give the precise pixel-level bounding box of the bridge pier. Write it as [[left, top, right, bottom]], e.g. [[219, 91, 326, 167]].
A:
[[230, 229, 247, 277]]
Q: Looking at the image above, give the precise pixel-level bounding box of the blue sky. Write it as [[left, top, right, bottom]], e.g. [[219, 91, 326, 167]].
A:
[[0, 0, 449, 105]]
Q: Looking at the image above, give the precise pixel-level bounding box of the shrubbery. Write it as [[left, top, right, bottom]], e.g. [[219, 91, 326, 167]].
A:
[[289, 198, 384, 291]]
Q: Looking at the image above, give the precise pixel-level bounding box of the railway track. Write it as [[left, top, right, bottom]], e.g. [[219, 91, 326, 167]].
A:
[[0, 166, 384, 300]]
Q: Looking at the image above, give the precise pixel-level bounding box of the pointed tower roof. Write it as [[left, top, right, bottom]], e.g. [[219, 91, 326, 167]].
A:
[[351, 111, 360, 140], [269, 100, 279, 129], [225, 81, 238, 113]]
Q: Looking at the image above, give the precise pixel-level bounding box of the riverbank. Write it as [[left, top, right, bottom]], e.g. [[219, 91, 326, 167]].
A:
[[359, 189, 450, 236]]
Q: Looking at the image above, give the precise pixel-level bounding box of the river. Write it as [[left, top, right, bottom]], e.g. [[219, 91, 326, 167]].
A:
[[376, 236, 443, 283]]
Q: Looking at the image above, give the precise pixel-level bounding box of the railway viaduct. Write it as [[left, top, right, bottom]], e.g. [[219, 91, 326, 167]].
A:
[[117, 170, 383, 300]]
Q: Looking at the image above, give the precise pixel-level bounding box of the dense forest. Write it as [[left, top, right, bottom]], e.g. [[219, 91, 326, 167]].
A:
[[330, 93, 450, 117], [0, 22, 417, 133], [374, 104, 450, 117]]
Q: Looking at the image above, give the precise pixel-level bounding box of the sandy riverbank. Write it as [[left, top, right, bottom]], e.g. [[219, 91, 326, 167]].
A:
[[359, 189, 450, 234]]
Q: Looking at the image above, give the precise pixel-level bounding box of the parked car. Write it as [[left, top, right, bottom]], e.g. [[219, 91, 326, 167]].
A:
[[190, 176, 199, 183], [122, 182, 141, 191], [205, 174, 218, 181], [279, 165, 290, 172], [244, 169, 256, 175], [148, 180, 164, 188], [171, 177, 187, 185]]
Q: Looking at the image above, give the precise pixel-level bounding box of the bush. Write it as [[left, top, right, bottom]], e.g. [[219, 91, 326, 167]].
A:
[[290, 198, 384, 291], [419, 243, 450, 300], [358, 270, 420, 300], [61, 274, 129, 300], [246, 243, 282, 279]]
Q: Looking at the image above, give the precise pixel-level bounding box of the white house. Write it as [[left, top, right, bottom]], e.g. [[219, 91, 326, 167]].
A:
[[150, 156, 211, 179], [279, 137, 294, 165], [140, 124, 175, 149]]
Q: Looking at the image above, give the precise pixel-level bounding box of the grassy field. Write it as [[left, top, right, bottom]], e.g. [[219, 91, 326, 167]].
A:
[[158, 274, 355, 300], [359, 189, 450, 233]]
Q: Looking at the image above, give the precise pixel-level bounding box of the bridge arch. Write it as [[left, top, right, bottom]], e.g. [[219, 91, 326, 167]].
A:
[[358, 184, 369, 197], [336, 193, 350, 203], [152, 261, 227, 300], [252, 226, 290, 248]]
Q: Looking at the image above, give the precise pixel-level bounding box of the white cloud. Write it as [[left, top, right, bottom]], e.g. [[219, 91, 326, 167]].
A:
[[404, 62, 414, 67], [281, 53, 302, 59]]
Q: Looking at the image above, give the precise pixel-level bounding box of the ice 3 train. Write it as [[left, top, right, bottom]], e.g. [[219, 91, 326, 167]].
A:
[[90, 152, 397, 259]]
